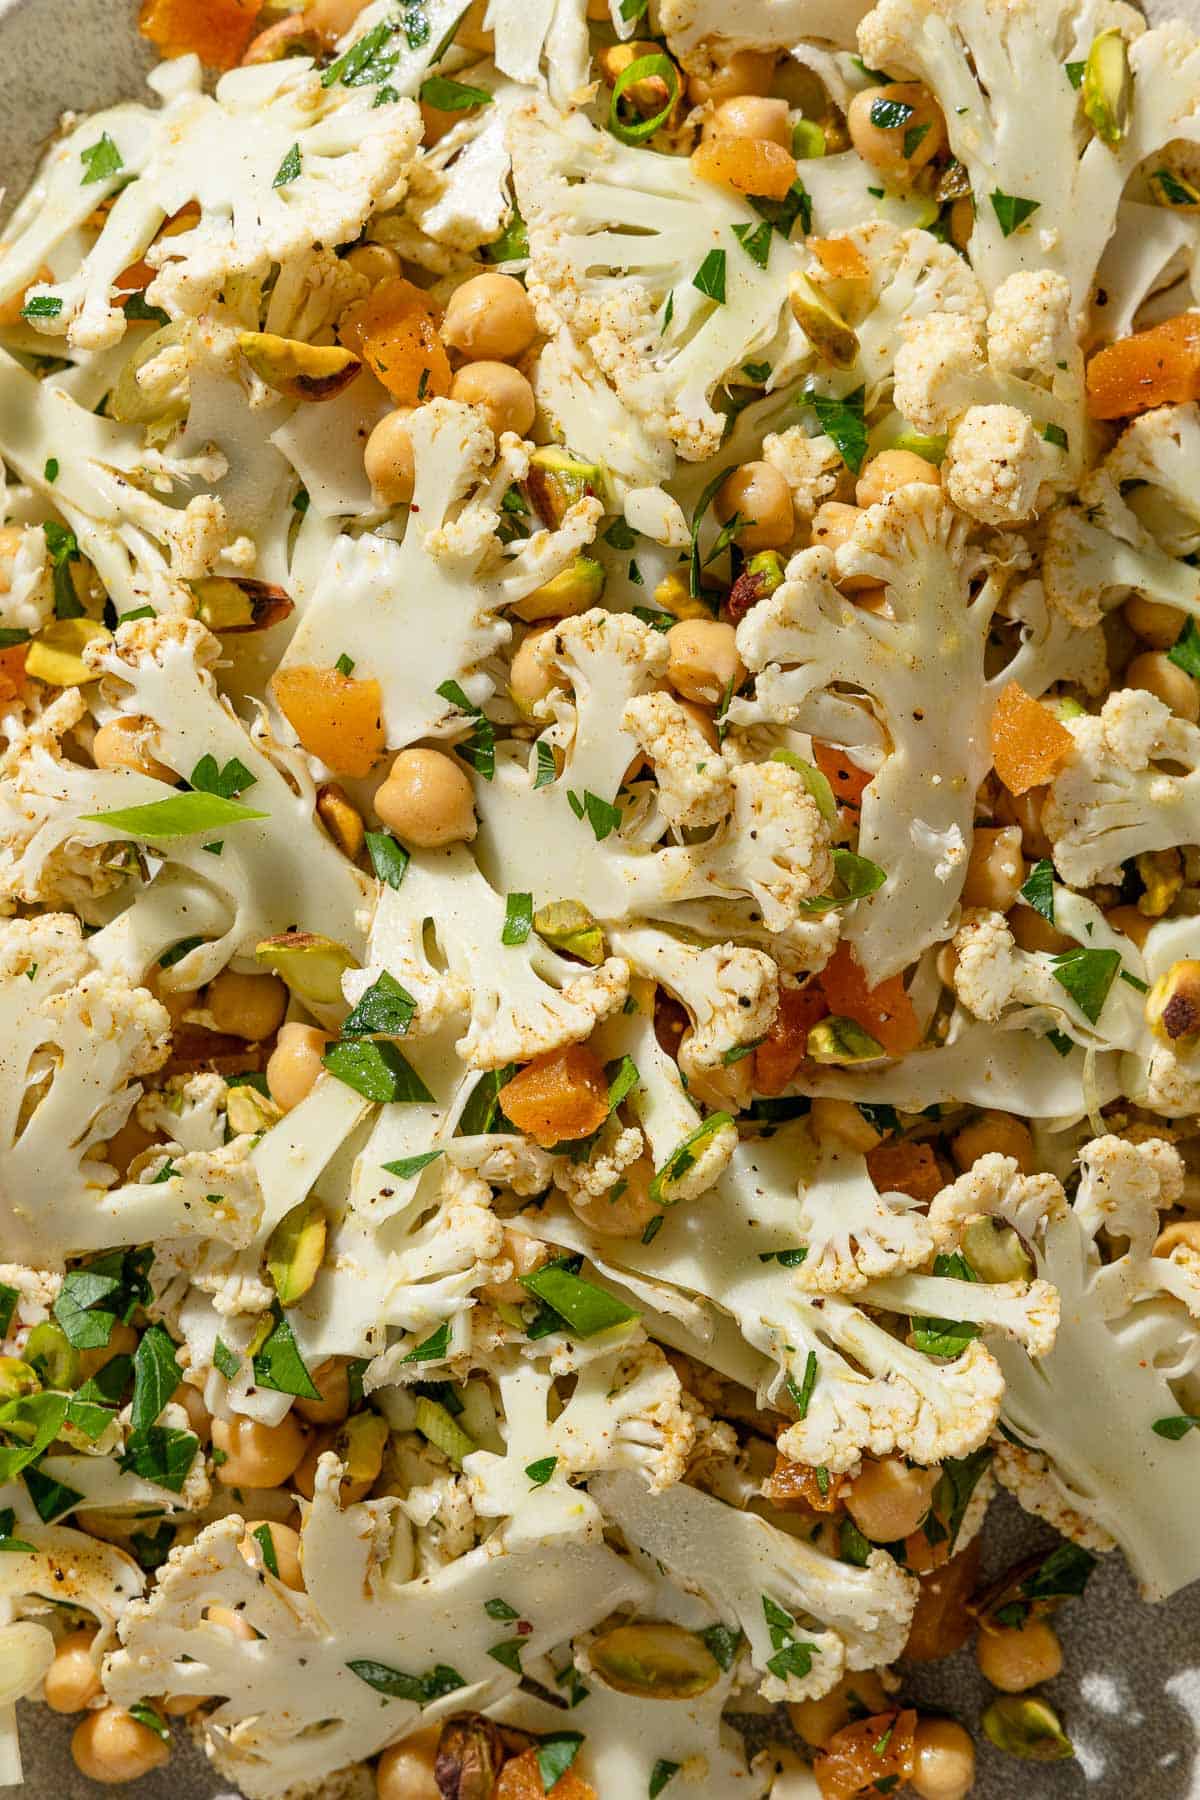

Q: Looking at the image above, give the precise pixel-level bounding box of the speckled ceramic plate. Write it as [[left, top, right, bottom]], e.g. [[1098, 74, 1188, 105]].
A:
[[2, 3, 1200, 1795]]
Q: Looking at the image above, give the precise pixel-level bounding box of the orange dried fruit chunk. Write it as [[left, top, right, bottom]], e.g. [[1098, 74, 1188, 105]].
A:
[[990, 680, 1073, 796], [754, 982, 828, 1095], [818, 943, 921, 1059], [812, 740, 871, 809], [494, 1750, 597, 1800], [138, 0, 258, 69], [339, 277, 452, 405], [270, 664, 386, 779], [691, 135, 797, 202], [1086, 313, 1200, 420], [814, 1709, 917, 1800], [810, 236, 870, 281], [499, 1044, 611, 1148], [866, 1139, 944, 1203], [0, 643, 29, 703]]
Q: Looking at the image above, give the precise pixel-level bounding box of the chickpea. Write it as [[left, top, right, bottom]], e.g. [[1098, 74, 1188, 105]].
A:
[[994, 782, 1052, 859], [481, 1227, 551, 1305], [376, 1728, 441, 1800], [295, 1357, 352, 1425], [1105, 903, 1153, 950], [206, 1604, 256, 1642], [317, 782, 366, 860], [1123, 593, 1186, 650], [343, 243, 401, 286], [92, 716, 173, 783], [976, 1616, 1063, 1692], [847, 82, 947, 181], [152, 970, 198, 1030], [211, 1412, 307, 1489], [680, 699, 719, 748], [509, 625, 558, 712], [845, 1456, 940, 1542], [810, 502, 875, 592], [78, 1321, 137, 1383], [788, 1669, 889, 1748], [706, 95, 792, 148], [441, 273, 537, 363], [910, 1717, 976, 1800], [266, 1022, 331, 1112], [855, 449, 942, 509], [291, 1427, 334, 1502], [1154, 1220, 1200, 1257], [809, 1096, 882, 1153], [961, 825, 1025, 912], [1126, 650, 1200, 723], [44, 1630, 102, 1714], [206, 969, 287, 1041], [240, 1520, 304, 1591], [952, 1109, 1035, 1174], [568, 1157, 661, 1237], [666, 618, 745, 706], [686, 49, 777, 105], [364, 411, 416, 506], [715, 461, 794, 551], [171, 1380, 211, 1442], [1010, 906, 1072, 954], [450, 360, 536, 438], [375, 747, 477, 848], [71, 1707, 171, 1785]]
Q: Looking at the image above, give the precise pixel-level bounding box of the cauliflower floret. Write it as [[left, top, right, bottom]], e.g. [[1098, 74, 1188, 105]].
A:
[[0, 525, 51, 634], [534, 609, 671, 805], [1044, 402, 1200, 626], [943, 403, 1047, 527], [608, 924, 778, 1076], [553, 1116, 646, 1202], [986, 270, 1076, 377], [621, 692, 733, 830], [1044, 688, 1200, 886], [0, 914, 177, 1268], [0, 690, 128, 914], [762, 427, 848, 519], [892, 311, 981, 435]]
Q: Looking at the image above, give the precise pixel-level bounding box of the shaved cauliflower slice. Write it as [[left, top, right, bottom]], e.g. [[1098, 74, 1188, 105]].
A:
[[533, 608, 671, 804], [104, 1458, 648, 1798], [607, 925, 778, 1076], [465, 1340, 694, 1540], [594, 1469, 916, 1703], [955, 1137, 1200, 1598], [282, 400, 601, 748], [622, 692, 734, 830], [735, 485, 1084, 977], [1, 56, 420, 347], [510, 98, 808, 460], [859, 0, 1200, 318], [348, 846, 629, 1069]]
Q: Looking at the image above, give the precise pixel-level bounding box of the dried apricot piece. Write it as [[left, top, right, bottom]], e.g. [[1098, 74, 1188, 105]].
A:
[[812, 741, 872, 809], [270, 664, 386, 779], [138, 0, 258, 69], [339, 277, 452, 405], [754, 982, 828, 1094], [866, 1139, 944, 1203], [814, 1708, 917, 1799], [691, 135, 797, 201], [0, 643, 29, 703], [989, 680, 1073, 796], [903, 1537, 983, 1659], [818, 943, 921, 1059], [499, 1045, 610, 1148], [809, 237, 870, 281], [763, 1451, 846, 1513], [1086, 312, 1200, 420], [494, 1749, 596, 1800]]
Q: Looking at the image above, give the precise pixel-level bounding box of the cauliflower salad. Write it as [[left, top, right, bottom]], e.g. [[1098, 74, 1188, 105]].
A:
[[4, 0, 1200, 1794]]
